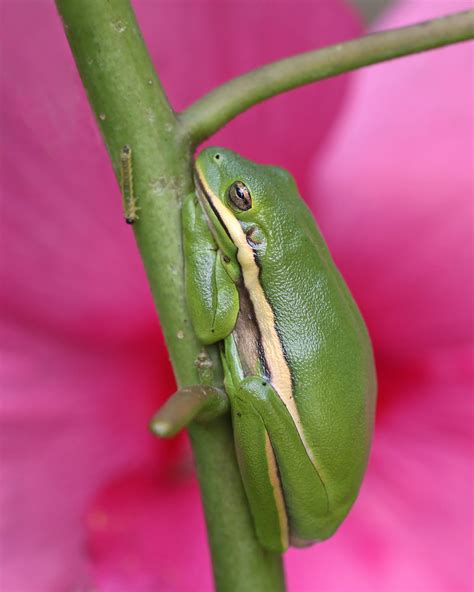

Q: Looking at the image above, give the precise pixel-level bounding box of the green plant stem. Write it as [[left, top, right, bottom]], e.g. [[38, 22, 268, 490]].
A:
[[54, 1, 284, 591], [180, 9, 474, 144]]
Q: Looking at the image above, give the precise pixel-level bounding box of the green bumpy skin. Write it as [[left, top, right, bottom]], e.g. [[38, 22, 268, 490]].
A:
[[183, 147, 377, 553]]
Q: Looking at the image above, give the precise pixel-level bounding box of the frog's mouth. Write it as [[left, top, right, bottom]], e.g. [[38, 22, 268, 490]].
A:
[[193, 169, 238, 261], [194, 172, 230, 236]]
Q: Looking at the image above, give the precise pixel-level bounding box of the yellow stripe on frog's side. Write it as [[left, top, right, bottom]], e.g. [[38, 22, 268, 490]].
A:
[[265, 432, 289, 550], [195, 171, 318, 469]]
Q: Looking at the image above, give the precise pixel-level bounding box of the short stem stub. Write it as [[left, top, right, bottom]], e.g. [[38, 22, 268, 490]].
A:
[[150, 385, 229, 437]]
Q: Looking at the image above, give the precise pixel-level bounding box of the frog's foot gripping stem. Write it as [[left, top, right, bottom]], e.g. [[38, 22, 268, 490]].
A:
[[150, 385, 229, 438]]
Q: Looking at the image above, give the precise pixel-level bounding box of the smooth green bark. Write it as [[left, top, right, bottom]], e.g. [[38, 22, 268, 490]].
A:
[[55, 1, 284, 591]]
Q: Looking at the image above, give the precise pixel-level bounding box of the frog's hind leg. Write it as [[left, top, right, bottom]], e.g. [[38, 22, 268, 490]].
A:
[[228, 384, 290, 552], [233, 377, 330, 548]]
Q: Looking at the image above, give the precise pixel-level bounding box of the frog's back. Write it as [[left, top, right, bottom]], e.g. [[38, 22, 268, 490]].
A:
[[256, 171, 376, 523]]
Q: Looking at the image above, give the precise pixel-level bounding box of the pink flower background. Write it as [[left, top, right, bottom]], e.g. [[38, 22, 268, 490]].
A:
[[1, 0, 472, 590]]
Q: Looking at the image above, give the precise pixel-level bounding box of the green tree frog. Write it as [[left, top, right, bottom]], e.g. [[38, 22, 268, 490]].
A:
[[182, 147, 377, 553]]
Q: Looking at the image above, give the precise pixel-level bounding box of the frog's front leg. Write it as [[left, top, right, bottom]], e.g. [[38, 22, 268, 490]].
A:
[[150, 197, 238, 439], [182, 193, 239, 344], [226, 373, 331, 552]]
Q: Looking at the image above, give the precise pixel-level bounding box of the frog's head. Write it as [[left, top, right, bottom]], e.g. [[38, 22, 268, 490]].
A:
[[194, 147, 296, 257]]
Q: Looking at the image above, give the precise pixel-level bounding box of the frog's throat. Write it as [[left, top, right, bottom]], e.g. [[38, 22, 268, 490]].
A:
[[194, 169, 319, 470]]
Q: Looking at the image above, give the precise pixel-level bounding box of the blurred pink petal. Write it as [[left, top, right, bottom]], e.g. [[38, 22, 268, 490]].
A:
[[86, 469, 211, 592], [1, 326, 177, 591], [312, 0, 473, 359], [294, 1, 473, 590], [0, 1, 360, 590]]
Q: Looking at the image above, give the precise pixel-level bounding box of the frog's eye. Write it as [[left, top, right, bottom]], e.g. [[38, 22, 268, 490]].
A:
[[228, 181, 252, 211]]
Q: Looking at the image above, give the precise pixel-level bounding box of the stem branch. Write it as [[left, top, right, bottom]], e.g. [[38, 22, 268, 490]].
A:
[[181, 10, 474, 144]]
